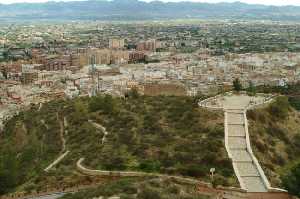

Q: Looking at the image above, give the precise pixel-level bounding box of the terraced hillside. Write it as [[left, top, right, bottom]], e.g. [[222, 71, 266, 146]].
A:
[[0, 94, 236, 195]]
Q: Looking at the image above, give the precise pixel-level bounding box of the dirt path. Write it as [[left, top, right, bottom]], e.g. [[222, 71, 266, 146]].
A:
[[88, 120, 109, 144], [43, 113, 69, 172], [57, 113, 66, 152]]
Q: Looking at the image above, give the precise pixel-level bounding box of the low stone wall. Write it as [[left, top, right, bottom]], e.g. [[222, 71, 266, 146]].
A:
[[246, 95, 277, 110], [77, 158, 153, 177], [244, 111, 287, 193], [76, 158, 251, 197], [198, 93, 225, 110], [44, 150, 70, 172], [243, 110, 271, 191], [76, 158, 204, 185]]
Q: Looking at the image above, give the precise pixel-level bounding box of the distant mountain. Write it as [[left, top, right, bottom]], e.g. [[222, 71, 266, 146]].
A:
[[1, 0, 300, 21]]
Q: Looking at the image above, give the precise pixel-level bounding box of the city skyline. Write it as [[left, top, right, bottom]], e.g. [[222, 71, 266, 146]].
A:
[[0, 0, 300, 6]]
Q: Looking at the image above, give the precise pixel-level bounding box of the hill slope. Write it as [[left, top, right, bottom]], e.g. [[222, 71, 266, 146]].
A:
[[0, 94, 236, 195], [60, 177, 212, 199], [248, 96, 300, 187]]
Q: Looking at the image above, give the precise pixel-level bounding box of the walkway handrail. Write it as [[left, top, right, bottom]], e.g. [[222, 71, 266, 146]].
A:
[[243, 110, 271, 191]]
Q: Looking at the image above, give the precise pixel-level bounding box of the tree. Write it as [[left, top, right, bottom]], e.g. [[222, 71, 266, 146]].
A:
[[125, 88, 139, 99], [0, 153, 18, 194], [88, 95, 104, 112], [73, 100, 88, 122], [102, 95, 115, 114], [282, 162, 300, 197], [88, 95, 115, 114], [268, 96, 290, 119], [233, 78, 242, 92], [2, 50, 9, 61], [246, 81, 256, 96]]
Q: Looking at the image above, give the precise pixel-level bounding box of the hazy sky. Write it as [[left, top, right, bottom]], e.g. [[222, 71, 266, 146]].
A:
[[0, 0, 300, 6]]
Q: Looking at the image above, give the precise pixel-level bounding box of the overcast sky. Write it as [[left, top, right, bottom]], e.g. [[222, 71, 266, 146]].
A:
[[0, 0, 300, 6]]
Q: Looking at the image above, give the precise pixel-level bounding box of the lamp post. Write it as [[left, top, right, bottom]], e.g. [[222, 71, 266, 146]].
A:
[[210, 168, 215, 184]]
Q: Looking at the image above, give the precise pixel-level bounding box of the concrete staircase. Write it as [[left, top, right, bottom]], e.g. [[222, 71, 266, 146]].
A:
[[225, 110, 268, 192]]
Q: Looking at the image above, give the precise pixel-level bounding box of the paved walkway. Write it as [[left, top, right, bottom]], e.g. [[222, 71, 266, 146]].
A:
[[26, 193, 65, 199], [199, 93, 274, 192], [222, 95, 269, 192], [226, 109, 268, 192], [88, 120, 109, 144]]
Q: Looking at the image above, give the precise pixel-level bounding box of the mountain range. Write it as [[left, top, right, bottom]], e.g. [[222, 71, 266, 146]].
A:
[[1, 0, 300, 21]]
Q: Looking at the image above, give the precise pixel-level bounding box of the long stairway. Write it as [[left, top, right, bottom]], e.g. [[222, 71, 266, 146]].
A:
[[226, 110, 268, 192]]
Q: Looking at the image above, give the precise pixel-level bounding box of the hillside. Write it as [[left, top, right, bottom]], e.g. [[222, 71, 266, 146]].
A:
[[1, 0, 300, 21], [0, 94, 236, 195], [60, 177, 212, 199], [248, 96, 300, 188]]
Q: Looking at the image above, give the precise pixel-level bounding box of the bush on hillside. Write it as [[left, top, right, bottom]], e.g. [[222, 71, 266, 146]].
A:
[[125, 88, 140, 99], [246, 81, 256, 96], [88, 94, 115, 114], [248, 93, 300, 188], [1, 95, 236, 194], [0, 153, 18, 195], [268, 96, 290, 119], [288, 96, 300, 111], [281, 162, 300, 197]]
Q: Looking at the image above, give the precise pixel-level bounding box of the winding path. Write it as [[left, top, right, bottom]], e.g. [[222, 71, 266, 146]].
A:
[[26, 192, 66, 199], [44, 113, 69, 172], [76, 158, 205, 185], [88, 120, 109, 144]]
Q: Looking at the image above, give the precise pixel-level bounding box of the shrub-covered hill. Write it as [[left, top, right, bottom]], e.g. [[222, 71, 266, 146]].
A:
[[60, 177, 212, 199], [256, 83, 300, 111], [0, 94, 236, 195], [247, 96, 300, 188]]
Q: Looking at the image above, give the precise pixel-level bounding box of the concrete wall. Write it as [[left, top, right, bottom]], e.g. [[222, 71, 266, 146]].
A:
[[243, 110, 271, 191], [76, 158, 204, 185]]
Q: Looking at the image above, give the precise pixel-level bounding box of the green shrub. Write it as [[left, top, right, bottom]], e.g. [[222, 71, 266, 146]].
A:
[[137, 187, 162, 199], [1, 95, 234, 194], [246, 81, 256, 96], [139, 160, 161, 172], [281, 162, 300, 197], [289, 96, 300, 111], [233, 78, 242, 92], [0, 153, 18, 194], [268, 96, 290, 119]]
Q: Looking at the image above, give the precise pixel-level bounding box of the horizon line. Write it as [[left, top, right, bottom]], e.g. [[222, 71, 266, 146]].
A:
[[0, 0, 300, 7]]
